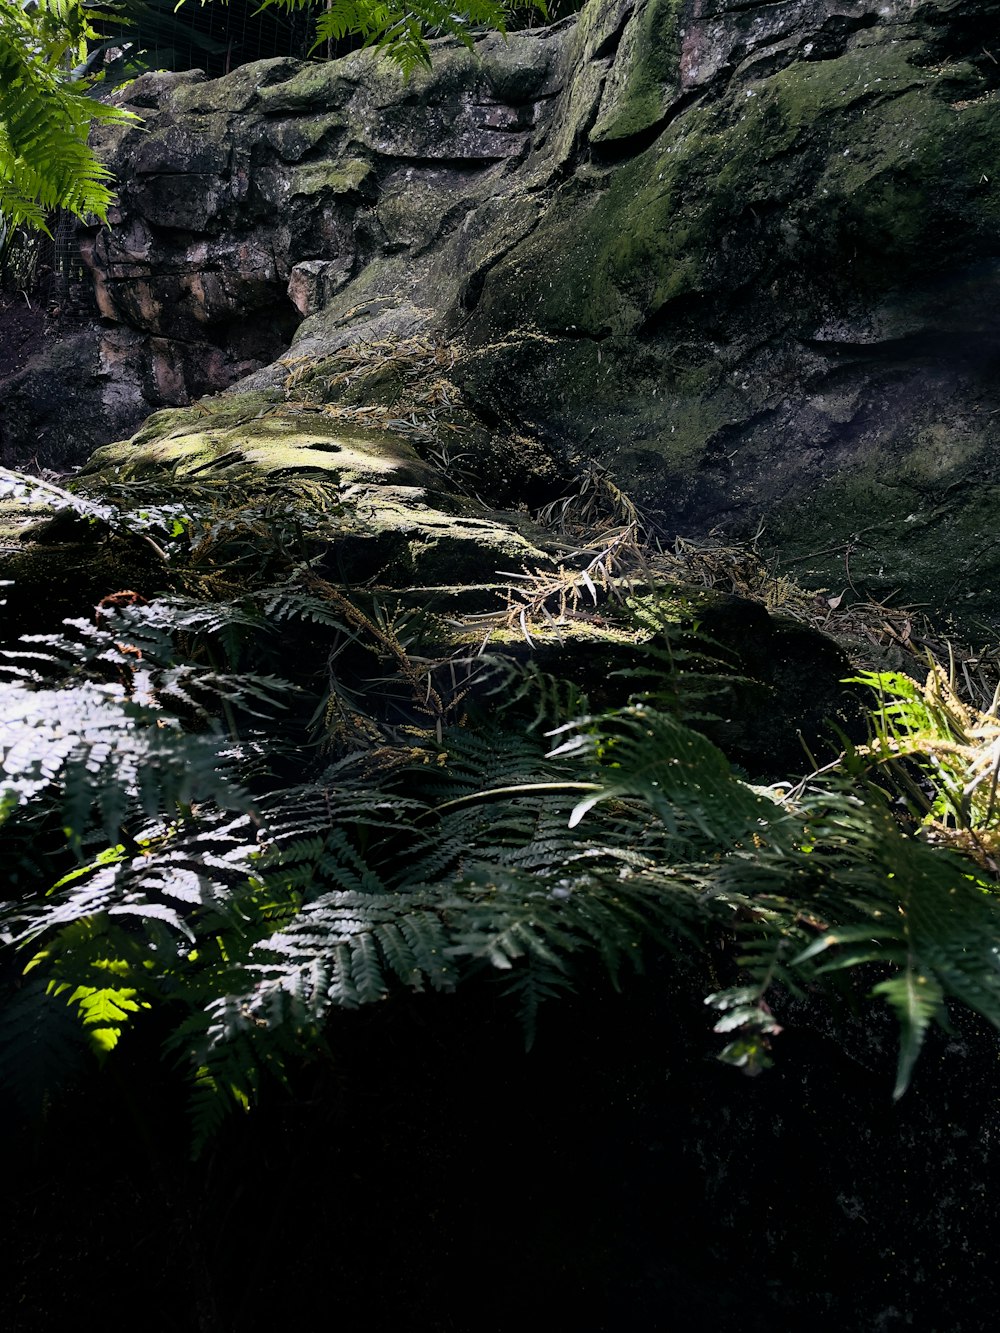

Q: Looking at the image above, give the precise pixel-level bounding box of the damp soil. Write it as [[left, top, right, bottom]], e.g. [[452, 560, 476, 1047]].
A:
[[0, 294, 46, 384]]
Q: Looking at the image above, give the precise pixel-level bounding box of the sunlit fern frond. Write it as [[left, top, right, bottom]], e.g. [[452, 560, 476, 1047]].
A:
[[848, 665, 1000, 867], [0, 2, 134, 230], [258, 0, 546, 76]]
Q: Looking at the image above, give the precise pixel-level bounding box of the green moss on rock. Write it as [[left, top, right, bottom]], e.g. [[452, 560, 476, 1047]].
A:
[[481, 30, 992, 340], [62, 401, 560, 600], [82, 413, 442, 489], [589, 0, 682, 145], [288, 160, 374, 199]]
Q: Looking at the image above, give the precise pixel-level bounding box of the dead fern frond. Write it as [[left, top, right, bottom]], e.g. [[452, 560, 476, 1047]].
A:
[[537, 463, 654, 541], [498, 525, 647, 644]]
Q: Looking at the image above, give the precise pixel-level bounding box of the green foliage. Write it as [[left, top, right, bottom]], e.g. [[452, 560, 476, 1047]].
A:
[[82, 0, 235, 87], [0, 0, 135, 232], [3, 468, 1000, 1148], [846, 662, 1000, 869], [256, 0, 548, 75]]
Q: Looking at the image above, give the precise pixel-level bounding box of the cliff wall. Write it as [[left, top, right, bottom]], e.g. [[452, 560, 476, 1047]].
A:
[[5, 0, 999, 619]]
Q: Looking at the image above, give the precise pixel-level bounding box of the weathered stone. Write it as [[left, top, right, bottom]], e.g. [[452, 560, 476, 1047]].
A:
[[455, 0, 1000, 624], [5, 0, 998, 624], [589, 0, 682, 145], [71, 395, 561, 589], [287, 259, 354, 316]]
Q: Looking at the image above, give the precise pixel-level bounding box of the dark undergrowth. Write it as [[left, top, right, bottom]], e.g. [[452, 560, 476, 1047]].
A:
[[2, 466, 1000, 1330]]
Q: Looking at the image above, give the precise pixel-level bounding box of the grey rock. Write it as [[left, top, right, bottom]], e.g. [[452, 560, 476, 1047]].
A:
[[5, 0, 998, 621]]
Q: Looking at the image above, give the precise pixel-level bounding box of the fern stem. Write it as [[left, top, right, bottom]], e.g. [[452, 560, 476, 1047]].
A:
[[135, 532, 170, 562], [432, 781, 602, 816]]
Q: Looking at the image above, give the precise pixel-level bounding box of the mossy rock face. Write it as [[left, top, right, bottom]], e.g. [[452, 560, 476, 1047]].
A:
[[455, 0, 1000, 625], [15, 0, 999, 628], [588, 0, 683, 146], [81, 403, 443, 489], [0, 391, 568, 643]]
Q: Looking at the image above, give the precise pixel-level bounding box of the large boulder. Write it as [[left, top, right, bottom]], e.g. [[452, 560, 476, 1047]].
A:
[[6, 0, 997, 622], [459, 0, 1000, 626], [2, 382, 865, 775], [0, 320, 151, 472]]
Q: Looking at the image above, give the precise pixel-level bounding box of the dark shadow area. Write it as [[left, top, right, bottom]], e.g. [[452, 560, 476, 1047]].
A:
[[3, 961, 999, 1332]]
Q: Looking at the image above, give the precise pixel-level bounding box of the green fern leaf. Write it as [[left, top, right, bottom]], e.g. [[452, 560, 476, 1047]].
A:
[[872, 970, 947, 1100]]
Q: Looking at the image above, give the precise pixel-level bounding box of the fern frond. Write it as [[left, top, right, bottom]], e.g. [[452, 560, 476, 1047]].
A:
[[727, 780, 1000, 1095], [849, 664, 1000, 869], [256, 0, 546, 76], [0, 975, 89, 1113], [501, 957, 570, 1049], [549, 704, 778, 840], [872, 971, 947, 1099], [0, 3, 135, 229], [424, 716, 559, 798], [478, 655, 592, 735], [0, 681, 250, 853]]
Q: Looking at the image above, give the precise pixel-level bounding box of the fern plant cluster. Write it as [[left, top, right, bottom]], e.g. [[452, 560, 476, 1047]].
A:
[[255, 0, 549, 75], [3, 466, 1000, 1152], [0, 0, 138, 234]]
